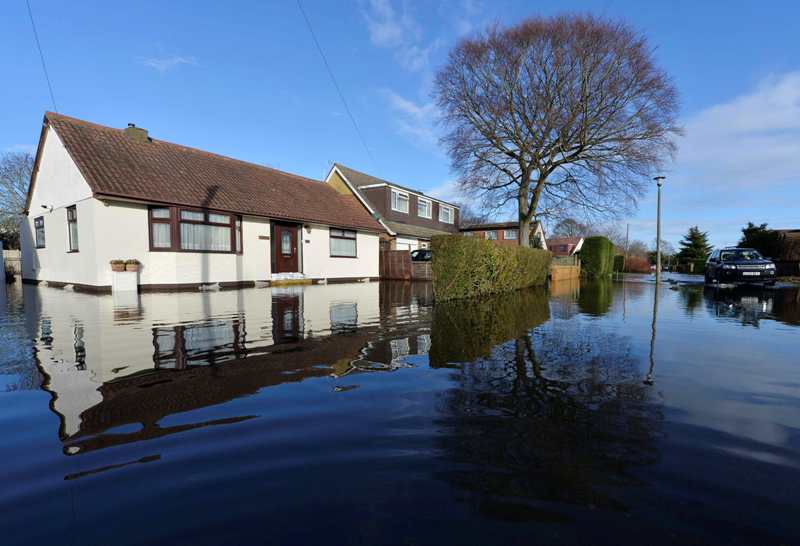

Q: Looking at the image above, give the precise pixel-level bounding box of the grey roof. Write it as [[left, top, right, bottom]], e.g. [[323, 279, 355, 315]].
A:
[[335, 163, 461, 209], [383, 220, 454, 240], [460, 220, 542, 232]]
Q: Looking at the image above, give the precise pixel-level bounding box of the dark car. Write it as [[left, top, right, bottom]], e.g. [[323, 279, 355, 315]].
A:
[[410, 249, 432, 262], [705, 247, 776, 286]]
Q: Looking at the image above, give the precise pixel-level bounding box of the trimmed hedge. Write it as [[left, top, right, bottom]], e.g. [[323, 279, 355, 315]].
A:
[[581, 236, 615, 278], [431, 235, 551, 301]]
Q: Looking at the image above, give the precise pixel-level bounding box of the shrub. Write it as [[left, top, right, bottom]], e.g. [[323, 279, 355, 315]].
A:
[[625, 256, 652, 273], [431, 235, 551, 301], [613, 255, 624, 272], [581, 236, 615, 278], [4, 265, 15, 284]]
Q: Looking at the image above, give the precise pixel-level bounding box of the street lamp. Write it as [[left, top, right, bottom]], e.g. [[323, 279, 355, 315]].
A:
[[653, 176, 665, 285]]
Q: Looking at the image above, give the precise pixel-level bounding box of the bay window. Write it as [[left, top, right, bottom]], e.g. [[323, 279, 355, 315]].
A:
[[149, 206, 242, 254], [330, 228, 357, 257]]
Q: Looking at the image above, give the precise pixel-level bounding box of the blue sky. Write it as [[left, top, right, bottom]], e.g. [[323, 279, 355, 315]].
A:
[[3, 0, 799, 248]]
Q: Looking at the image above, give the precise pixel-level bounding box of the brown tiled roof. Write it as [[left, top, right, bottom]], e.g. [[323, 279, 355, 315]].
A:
[[39, 112, 382, 232], [547, 236, 583, 246]]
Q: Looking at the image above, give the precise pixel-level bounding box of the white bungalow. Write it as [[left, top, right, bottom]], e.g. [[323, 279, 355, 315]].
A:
[[20, 112, 382, 291]]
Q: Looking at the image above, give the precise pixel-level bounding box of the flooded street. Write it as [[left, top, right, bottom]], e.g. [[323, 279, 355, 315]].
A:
[[1, 278, 799, 545]]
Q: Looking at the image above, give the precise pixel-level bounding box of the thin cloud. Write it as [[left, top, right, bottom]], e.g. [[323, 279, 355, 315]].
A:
[[4, 144, 36, 154], [382, 89, 439, 146], [138, 55, 198, 74], [677, 71, 800, 187], [361, 0, 439, 71]]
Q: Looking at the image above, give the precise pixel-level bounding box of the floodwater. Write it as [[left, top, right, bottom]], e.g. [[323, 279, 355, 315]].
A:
[[0, 277, 799, 545]]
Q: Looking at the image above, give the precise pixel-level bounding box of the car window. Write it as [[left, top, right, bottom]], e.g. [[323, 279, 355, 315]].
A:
[[720, 249, 763, 261]]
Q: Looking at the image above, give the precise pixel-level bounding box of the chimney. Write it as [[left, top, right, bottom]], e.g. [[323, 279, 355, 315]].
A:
[[124, 123, 149, 143]]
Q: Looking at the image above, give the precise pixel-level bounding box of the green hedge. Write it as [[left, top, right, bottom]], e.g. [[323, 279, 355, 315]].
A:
[[581, 236, 615, 278], [431, 235, 551, 301]]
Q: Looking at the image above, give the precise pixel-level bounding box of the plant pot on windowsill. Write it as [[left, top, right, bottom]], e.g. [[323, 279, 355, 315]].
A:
[[125, 260, 141, 272], [110, 260, 126, 272]]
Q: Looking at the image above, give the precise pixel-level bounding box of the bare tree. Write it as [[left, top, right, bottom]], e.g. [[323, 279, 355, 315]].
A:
[[0, 152, 34, 249], [434, 14, 681, 246], [552, 217, 590, 238]]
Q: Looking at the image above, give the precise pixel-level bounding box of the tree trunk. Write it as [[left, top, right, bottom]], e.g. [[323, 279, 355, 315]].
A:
[[518, 179, 532, 248]]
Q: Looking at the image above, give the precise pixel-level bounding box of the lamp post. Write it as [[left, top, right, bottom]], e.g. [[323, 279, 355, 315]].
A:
[[653, 176, 665, 285]]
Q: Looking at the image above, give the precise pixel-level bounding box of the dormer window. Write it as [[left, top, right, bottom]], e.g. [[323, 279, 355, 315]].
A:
[[439, 205, 454, 224], [391, 189, 409, 213], [417, 197, 432, 219]]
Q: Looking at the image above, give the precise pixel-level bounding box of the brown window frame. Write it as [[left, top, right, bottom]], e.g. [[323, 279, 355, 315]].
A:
[[330, 228, 358, 258], [66, 205, 79, 252], [148, 205, 243, 254], [34, 216, 46, 248]]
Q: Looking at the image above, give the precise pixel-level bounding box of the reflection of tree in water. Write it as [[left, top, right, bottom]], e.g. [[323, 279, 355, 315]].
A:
[[678, 286, 704, 315], [435, 312, 663, 516]]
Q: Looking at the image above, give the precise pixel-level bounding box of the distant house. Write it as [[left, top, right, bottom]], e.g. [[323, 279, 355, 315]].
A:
[[21, 112, 383, 291], [546, 236, 584, 256], [325, 164, 460, 251], [459, 221, 547, 249]]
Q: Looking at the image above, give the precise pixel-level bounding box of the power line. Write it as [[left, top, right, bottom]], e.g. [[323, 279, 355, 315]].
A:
[[296, 0, 374, 163], [26, 0, 58, 112]]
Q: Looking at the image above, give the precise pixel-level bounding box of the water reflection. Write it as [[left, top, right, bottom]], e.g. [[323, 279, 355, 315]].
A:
[[2, 279, 800, 544], [436, 314, 662, 515]]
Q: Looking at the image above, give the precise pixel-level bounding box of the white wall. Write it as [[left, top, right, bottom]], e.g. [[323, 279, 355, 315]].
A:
[[91, 200, 272, 286], [301, 224, 379, 279], [22, 126, 97, 284]]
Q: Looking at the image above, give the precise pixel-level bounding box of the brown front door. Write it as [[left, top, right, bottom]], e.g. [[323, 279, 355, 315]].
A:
[[274, 223, 299, 273]]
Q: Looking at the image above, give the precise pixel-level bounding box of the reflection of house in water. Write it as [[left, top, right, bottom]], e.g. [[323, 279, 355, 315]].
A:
[[27, 281, 447, 455]]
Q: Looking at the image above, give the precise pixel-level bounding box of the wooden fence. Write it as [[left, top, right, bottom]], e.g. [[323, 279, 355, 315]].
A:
[[379, 251, 432, 281]]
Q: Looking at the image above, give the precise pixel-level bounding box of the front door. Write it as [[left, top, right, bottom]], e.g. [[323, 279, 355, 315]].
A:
[[274, 223, 299, 273]]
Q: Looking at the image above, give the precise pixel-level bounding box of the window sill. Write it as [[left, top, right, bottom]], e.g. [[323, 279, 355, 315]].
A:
[[330, 255, 358, 259], [149, 248, 241, 255], [67, 250, 80, 253]]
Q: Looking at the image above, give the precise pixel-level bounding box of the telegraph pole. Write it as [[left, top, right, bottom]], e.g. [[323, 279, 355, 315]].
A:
[[654, 176, 665, 285]]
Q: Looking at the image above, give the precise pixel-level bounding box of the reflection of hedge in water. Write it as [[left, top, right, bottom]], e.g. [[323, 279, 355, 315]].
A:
[[578, 279, 614, 316], [429, 287, 550, 367], [435, 318, 662, 514]]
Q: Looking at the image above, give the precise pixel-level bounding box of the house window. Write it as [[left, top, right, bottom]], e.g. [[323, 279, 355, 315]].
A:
[[486, 230, 498, 240], [34, 216, 46, 248], [330, 228, 357, 257], [417, 197, 432, 219], [439, 205, 454, 224], [67, 206, 79, 252], [391, 189, 409, 213], [150, 207, 173, 249], [504, 229, 518, 240], [149, 206, 242, 253]]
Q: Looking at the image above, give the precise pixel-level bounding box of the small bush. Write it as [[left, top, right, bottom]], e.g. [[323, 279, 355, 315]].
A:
[[432, 235, 551, 301], [626, 256, 652, 273], [4, 265, 15, 284], [581, 236, 615, 278]]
